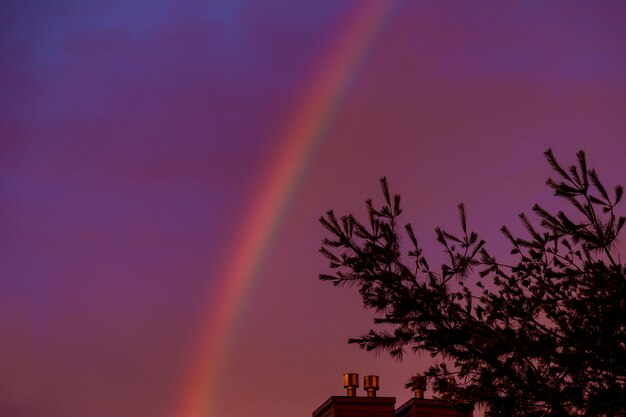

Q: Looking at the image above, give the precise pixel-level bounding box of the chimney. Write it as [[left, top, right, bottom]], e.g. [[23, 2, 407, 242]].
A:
[[312, 373, 395, 417], [311, 373, 473, 417], [343, 373, 359, 397], [395, 377, 473, 417], [363, 375, 380, 397], [394, 398, 473, 417]]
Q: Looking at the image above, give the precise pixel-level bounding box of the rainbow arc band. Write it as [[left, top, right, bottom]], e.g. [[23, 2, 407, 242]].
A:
[[174, 2, 399, 416]]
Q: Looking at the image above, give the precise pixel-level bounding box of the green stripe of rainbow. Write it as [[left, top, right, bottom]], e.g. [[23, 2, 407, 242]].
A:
[[175, 2, 398, 415]]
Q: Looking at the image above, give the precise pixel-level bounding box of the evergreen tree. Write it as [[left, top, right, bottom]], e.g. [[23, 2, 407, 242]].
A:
[[319, 150, 626, 417]]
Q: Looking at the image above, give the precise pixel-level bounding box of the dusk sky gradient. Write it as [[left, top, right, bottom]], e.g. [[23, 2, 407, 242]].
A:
[[2, 2, 626, 417]]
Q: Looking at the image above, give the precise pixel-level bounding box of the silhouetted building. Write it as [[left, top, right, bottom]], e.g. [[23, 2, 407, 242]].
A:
[[395, 397, 472, 417], [312, 373, 472, 417]]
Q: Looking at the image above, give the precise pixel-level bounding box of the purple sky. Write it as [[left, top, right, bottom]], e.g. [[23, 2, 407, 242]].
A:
[[2, 1, 626, 417]]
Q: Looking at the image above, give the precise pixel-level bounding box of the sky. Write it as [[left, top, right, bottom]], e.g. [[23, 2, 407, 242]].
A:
[[1, 1, 626, 417]]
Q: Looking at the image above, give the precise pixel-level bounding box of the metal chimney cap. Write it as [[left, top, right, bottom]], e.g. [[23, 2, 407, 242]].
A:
[[343, 373, 359, 397], [363, 375, 380, 397]]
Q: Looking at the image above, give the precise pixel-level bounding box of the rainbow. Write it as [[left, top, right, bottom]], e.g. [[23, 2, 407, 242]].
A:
[[175, 2, 398, 416]]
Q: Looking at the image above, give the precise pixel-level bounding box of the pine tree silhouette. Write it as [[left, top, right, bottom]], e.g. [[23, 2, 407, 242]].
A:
[[320, 150, 626, 417]]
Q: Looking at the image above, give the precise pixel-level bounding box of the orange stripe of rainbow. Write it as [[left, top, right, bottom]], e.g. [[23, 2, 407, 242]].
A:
[[175, 2, 398, 416]]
